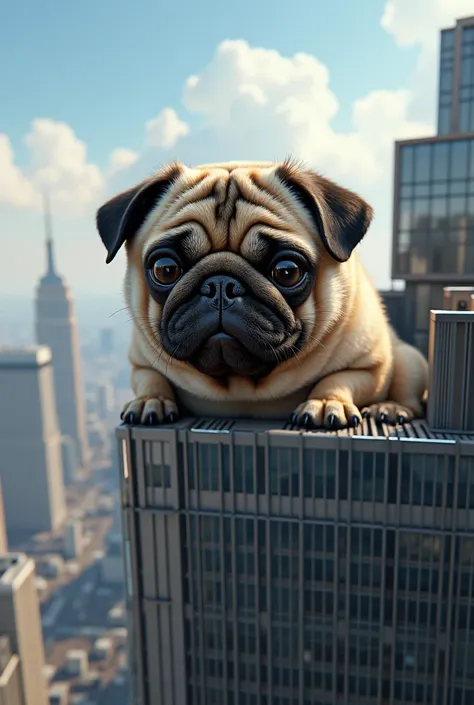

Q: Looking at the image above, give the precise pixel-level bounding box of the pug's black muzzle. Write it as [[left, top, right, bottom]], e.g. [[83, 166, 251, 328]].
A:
[[159, 257, 305, 378]]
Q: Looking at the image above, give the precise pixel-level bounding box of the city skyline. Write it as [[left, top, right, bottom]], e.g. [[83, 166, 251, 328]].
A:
[[0, 1, 473, 298]]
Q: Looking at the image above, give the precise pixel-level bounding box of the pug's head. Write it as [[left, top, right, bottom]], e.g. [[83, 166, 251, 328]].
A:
[[96, 160, 373, 382]]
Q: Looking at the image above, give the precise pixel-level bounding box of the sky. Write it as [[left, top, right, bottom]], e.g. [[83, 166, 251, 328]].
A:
[[0, 0, 472, 298]]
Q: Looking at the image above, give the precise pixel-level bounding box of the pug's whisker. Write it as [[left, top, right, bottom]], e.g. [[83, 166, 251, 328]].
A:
[[109, 306, 130, 318]]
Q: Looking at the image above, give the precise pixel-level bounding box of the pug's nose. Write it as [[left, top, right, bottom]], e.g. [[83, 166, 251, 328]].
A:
[[200, 275, 246, 310]]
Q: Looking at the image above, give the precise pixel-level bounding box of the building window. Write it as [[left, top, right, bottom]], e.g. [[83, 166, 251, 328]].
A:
[[400, 453, 453, 507], [351, 451, 385, 502], [458, 456, 474, 508], [303, 449, 336, 499], [234, 445, 254, 494], [269, 447, 299, 497], [144, 440, 171, 488], [395, 137, 474, 277]]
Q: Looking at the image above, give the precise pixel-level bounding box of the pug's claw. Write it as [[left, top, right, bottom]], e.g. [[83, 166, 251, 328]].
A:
[[147, 411, 159, 425], [327, 413, 337, 429], [121, 397, 180, 426], [362, 402, 417, 426], [351, 415, 359, 427]]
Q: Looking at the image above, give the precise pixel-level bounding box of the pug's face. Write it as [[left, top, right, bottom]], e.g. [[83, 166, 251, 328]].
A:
[[97, 161, 372, 381]]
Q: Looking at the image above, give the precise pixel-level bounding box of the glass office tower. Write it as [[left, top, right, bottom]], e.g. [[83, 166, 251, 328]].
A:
[[392, 16, 474, 354]]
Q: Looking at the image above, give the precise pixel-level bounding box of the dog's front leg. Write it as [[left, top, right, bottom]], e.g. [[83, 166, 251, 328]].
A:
[[121, 364, 179, 426], [291, 367, 389, 430], [121, 334, 180, 426]]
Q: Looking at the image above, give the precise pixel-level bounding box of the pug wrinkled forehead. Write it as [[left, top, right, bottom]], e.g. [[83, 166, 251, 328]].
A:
[[98, 159, 372, 266]]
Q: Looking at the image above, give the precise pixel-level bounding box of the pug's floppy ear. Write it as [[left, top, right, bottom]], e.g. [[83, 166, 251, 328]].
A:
[[96, 165, 181, 264], [276, 163, 374, 263]]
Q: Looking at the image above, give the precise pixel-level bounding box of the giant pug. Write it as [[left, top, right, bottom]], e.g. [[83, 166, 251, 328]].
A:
[[96, 160, 428, 429]]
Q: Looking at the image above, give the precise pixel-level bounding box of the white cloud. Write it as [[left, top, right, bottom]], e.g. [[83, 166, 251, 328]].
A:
[[0, 119, 104, 217], [382, 0, 472, 50], [0, 134, 38, 207], [107, 147, 139, 177], [24, 119, 105, 215], [145, 108, 189, 149]]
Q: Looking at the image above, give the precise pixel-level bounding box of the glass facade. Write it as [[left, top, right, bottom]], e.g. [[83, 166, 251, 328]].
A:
[[119, 423, 474, 705], [460, 26, 474, 134], [438, 29, 455, 135], [394, 137, 474, 278]]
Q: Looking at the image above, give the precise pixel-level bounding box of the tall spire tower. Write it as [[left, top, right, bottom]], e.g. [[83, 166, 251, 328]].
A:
[[34, 194, 89, 470]]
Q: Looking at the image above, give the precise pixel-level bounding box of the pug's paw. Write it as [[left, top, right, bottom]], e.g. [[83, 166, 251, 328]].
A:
[[121, 396, 180, 426], [361, 401, 414, 426], [291, 398, 362, 430]]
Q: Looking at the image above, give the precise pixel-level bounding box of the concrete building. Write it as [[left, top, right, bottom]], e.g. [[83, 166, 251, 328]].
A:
[[99, 328, 115, 357], [60, 435, 79, 485], [379, 288, 408, 341], [0, 347, 66, 537], [117, 308, 474, 704], [0, 554, 48, 705], [0, 636, 22, 705], [101, 532, 125, 586], [391, 15, 474, 354], [63, 520, 83, 560], [97, 380, 115, 421], [34, 197, 89, 470]]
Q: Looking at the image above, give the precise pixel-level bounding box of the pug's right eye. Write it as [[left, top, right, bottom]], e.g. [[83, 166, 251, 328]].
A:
[[150, 257, 182, 286]]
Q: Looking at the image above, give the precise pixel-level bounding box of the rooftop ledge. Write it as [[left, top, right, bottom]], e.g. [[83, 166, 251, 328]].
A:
[[117, 416, 474, 446]]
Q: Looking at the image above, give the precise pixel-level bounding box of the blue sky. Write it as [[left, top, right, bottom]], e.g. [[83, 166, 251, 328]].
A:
[[0, 0, 467, 297], [1, 0, 416, 167]]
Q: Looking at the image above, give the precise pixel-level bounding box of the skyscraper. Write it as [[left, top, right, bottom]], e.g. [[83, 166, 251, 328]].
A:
[[34, 196, 89, 469], [117, 310, 474, 705], [0, 554, 48, 705], [0, 346, 66, 537], [99, 327, 115, 356], [391, 15, 474, 354]]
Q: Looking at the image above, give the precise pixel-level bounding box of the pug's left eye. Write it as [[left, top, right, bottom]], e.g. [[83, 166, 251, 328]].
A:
[[150, 257, 182, 286], [271, 260, 303, 288]]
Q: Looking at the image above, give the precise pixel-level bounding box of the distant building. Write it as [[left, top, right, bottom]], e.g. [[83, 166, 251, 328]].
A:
[[63, 520, 83, 560], [34, 196, 89, 470], [391, 15, 474, 354], [48, 682, 69, 705], [378, 288, 408, 340], [0, 635, 22, 705], [97, 380, 115, 421], [0, 554, 48, 705], [99, 328, 115, 357], [65, 650, 88, 678], [117, 307, 474, 704], [101, 533, 125, 586], [0, 347, 66, 537], [60, 435, 79, 485]]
